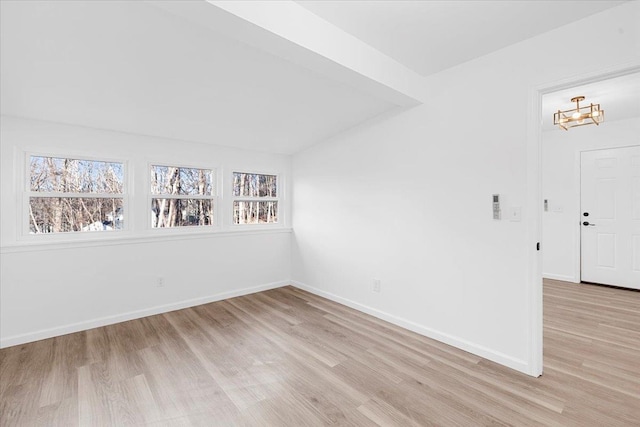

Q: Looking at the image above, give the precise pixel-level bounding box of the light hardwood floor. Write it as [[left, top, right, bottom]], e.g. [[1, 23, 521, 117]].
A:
[[1, 280, 639, 426]]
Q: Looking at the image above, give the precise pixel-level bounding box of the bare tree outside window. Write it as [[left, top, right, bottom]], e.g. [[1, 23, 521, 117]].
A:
[[233, 172, 278, 224], [28, 156, 124, 233], [27, 159, 279, 233], [150, 165, 214, 228]]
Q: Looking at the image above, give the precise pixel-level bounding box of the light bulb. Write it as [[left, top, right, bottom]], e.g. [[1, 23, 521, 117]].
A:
[[592, 110, 600, 117], [572, 112, 581, 119]]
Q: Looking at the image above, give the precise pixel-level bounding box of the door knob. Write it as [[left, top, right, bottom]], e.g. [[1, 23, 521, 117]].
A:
[[583, 212, 589, 217], [583, 221, 596, 226]]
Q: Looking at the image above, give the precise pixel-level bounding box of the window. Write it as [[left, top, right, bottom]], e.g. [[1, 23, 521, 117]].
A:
[[28, 155, 125, 233], [232, 172, 278, 224], [150, 165, 215, 228]]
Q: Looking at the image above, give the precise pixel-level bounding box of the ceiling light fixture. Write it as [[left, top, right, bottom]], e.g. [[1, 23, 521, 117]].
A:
[[554, 96, 604, 130]]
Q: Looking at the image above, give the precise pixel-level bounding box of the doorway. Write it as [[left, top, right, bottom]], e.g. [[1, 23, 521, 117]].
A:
[[541, 72, 640, 288], [527, 62, 640, 376]]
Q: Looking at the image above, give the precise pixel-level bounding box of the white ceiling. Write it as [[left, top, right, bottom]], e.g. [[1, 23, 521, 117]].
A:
[[1, 1, 632, 154], [296, 0, 627, 76], [542, 73, 640, 132], [0, 1, 397, 154]]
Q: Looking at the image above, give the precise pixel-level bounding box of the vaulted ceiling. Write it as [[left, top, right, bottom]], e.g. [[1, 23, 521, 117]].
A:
[[296, 0, 626, 76], [1, 1, 630, 153], [0, 1, 401, 154]]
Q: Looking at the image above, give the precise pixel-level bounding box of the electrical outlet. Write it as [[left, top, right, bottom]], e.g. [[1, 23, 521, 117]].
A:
[[373, 279, 381, 293], [156, 277, 165, 287]]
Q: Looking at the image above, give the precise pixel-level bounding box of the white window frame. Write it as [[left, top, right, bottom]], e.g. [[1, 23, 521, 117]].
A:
[[21, 151, 130, 241], [147, 162, 219, 232], [230, 170, 282, 227]]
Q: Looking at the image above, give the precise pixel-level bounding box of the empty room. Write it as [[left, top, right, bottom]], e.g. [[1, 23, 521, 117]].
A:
[[1, 1, 639, 426]]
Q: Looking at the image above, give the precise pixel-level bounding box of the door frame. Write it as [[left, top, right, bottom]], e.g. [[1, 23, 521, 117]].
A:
[[526, 60, 640, 377]]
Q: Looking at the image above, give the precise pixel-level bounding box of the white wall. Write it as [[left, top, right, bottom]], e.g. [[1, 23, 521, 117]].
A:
[[292, 2, 639, 375], [0, 116, 292, 347], [542, 117, 640, 282]]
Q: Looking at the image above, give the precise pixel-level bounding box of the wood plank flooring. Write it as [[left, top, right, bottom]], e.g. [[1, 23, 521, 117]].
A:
[[1, 280, 639, 426]]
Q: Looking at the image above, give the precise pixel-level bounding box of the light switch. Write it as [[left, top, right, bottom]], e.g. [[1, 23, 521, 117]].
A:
[[508, 206, 522, 222]]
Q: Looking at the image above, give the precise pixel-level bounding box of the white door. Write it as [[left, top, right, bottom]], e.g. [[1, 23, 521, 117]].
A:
[[581, 145, 640, 289]]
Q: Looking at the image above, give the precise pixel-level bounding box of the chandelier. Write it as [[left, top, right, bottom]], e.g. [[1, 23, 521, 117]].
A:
[[553, 96, 604, 130]]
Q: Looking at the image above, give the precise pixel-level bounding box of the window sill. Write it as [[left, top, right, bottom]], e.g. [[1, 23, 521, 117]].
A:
[[0, 227, 293, 254]]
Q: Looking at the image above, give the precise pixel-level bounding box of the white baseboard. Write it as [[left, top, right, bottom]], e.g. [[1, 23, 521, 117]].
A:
[[3, 279, 531, 375], [0, 280, 289, 348], [542, 273, 579, 283], [290, 281, 530, 375]]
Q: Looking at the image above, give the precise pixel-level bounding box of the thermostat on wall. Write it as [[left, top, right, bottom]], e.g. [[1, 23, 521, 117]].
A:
[[493, 194, 501, 220]]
